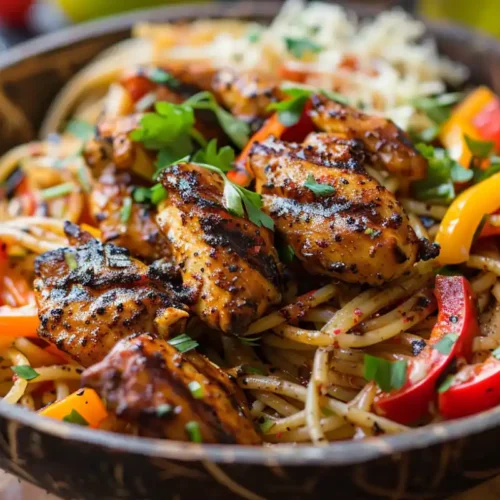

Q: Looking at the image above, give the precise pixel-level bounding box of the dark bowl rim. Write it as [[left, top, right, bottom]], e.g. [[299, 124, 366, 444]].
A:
[[1, 0, 500, 467]]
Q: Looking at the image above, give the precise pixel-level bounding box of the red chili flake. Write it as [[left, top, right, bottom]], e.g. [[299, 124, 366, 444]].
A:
[[333, 328, 341, 335], [12, 375, 18, 382], [276, 432, 282, 438], [354, 308, 362, 316]]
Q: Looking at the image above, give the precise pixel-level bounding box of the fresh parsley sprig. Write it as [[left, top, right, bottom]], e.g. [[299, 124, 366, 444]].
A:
[[304, 173, 335, 196], [363, 354, 407, 392]]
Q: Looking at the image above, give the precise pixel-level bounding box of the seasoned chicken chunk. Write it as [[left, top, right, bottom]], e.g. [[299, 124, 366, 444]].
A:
[[156, 162, 282, 334], [82, 333, 261, 444], [34, 223, 188, 367], [249, 138, 437, 285], [309, 94, 427, 180], [89, 166, 170, 262]]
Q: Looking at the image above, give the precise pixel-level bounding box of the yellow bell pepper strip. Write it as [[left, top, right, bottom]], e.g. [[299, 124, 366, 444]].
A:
[[435, 171, 500, 264], [440, 86, 498, 167], [39, 388, 108, 428], [80, 223, 102, 240]]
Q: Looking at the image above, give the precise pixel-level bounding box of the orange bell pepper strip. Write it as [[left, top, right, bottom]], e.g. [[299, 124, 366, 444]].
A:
[[435, 171, 500, 264], [440, 86, 497, 167], [0, 304, 39, 352], [39, 388, 108, 428], [235, 114, 287, 170]]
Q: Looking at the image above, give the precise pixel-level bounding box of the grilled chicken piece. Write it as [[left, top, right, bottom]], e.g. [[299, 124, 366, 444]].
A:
[[249, 138, 437, 285], [166, 64, 282, 126], [34, 223, 188, 367], [309, 94, 427, 181], [82, 333, 261, 444], [89, 166, 170, 262], [156, 162, 282, 334]]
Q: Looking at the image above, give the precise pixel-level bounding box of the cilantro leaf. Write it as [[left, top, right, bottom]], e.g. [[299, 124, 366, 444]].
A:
[[464, 135, 494, 159], [120, 197, 133, 223], [363, 355, 407, 392], [62, 409, 89, 426], [192, 139, 235, 173], [285, 37, 322, 58], [304, 174, 335, 196], [150, 184, 168, 205], [223, 181, 244, 217], [413, 144, 472, 203], [132, 186, 151, 204]]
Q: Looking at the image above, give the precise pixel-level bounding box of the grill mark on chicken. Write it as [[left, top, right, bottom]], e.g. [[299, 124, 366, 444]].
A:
[[156, 162, 282, 333], [249, 138, 434, 285], [82, 333, 261, 444], [34, 223, 188, 366]]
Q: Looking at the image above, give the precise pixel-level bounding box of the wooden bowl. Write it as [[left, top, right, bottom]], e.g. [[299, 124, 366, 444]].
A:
[[1, 3, 500, 499]]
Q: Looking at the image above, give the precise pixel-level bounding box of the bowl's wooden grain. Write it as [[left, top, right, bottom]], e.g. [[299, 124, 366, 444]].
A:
[[1, 3, 500, 499]]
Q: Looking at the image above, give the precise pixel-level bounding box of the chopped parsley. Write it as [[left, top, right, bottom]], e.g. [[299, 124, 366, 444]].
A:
[[432, 333, 459, 355], [285, 37, 322, 58], [11, 365, 39, 381], [304, 174, 335, 196], [168, 333, 199, 353], [259, 417, 275, 433], [278, 243, 295, 264], [363, 355, 407, 392], [185, 421, 202, 443], [40, 182, 74, 200], [437, 375, 455, 394], [132, 186, 151, 204], [62, 409, 89, 426], [120, 197, 133, 223], [464, 135, 495, 159], [156, 403, 174, 418], [65, 119, 95, 141], [188, 381, 204, 399], [64, 251, 78, 271], [147, 68, 180, 87]]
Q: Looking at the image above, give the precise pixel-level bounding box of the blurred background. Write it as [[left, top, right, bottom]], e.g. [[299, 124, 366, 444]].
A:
[[1, 0, 500, 50]]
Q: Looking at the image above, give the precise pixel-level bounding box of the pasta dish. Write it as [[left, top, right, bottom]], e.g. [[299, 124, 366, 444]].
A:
[[1, 0, 500, 446]]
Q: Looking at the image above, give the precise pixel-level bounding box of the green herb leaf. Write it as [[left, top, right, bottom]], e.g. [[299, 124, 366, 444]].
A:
[[185, 421, 202, 443], [150, 184, 168, 205], [413, 144, 472, 203], [62, 409, 89, 426], [132, 186, 151, 204], [432, 333, 459, 355], [472, 157, 500, 184], [304, 174, 335, 196], [363, 355, 407, 392], [248, 30, 261, 43], [120, 197, 133, 223], [192, 139, 235, 173], [65, 119, 95, 141], [278, 243, 295, 263], [188, 381, 204, 399], [147, 68, 180, 87], [464, 135, 494, 159], [241, 364, 266, 375], [184, 92, 250, 148], [64, 251, 78, 271], [436, 265, 463, 277], [285, 37, 322, 58], [168, 334, 199, 353], [437, 374, 455, 394], [239, 336, 262, 347], [223, 181, 244, 217], [259, 417, 275, 433], [156, 403, 174, 418], [40, 182, 74, 200], [77, 166, 92, 193], [492, 346, 500, 360], [11, 365, 39, 381], [412, 92, 462, 125], [321, 89, 349, 105], [267, 93, 309, 127]]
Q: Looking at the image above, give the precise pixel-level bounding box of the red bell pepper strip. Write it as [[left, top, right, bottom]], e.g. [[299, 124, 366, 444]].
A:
[[374, 275, 479, 424], [235, 101, 314, 171], [438, 355, 500, 419], [472, 97, 500, 151]]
